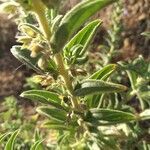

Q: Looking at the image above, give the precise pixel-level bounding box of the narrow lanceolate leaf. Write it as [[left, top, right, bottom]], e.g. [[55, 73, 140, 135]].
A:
[[89, 64, 117, 80], [11, 46, 42, 73], [139, 109, 150, 121], [51, 0, 117, 52], [37, 107, 67, 122], [0, 132, 11, 144], [4, 129, 20, 150], [74, 79, 127, 96], [20, 90, 64, 110], [88, 109, 136, 124], [43, 121, 68, 130], [30, 139, 44, 150], [64, 20, 102, 55], [87, 64, 117, 107]]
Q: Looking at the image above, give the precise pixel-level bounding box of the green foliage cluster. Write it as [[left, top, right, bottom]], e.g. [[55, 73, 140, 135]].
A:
[[0, 0, 149, 149], [0, 96, 39, 149]]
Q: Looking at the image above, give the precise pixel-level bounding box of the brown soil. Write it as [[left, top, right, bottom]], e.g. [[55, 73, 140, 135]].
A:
[[0, 14, 30, 99], [96, 0, 150, 59], [0, 0, 149, 98]]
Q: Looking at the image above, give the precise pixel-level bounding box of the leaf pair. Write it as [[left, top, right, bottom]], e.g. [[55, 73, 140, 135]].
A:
[[21, 90, 68, 124], [51, 0, 117, 53], [0, 130, 44, 150], [0, 130, 20, 150], [86, 64, 118, 107], [64, 20, 101, 65]]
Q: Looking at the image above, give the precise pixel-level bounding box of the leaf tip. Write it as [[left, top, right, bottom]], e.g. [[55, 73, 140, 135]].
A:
[[20, 92, 25, 97]]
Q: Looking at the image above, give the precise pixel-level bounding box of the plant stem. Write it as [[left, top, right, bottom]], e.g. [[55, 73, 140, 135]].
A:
[[32, 0, 79, 109], [32, 0, 51, 40], [54, 53, 79, 108], [127, 71, 145, 110]]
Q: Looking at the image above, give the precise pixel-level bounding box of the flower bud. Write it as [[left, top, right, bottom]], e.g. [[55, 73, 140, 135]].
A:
[[32, 75, 54, 86], [17, 36, 32, 45], [19, 26, 37, 38], [0, 2, 18, 13], [70, 68, 87, 76], [30, 44, 43, 58], [32, 75, 44, 83]]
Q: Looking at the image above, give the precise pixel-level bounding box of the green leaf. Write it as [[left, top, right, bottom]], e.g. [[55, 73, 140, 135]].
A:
[[87, 64, 117, 107], [0, 132, 11, 144], [140, 91, 150, 102], [89, 64, 117, 80], [37, 106, 67, 122], [139, 109, 150, 120], [43, 121, 68, 130], [30, 139, 44, 150], [4, 129, 20, 150], [74, 79, 127, 96], [64, 20, 101, 56], [11, 46, 42, 73], [87, 109, 136, 125], [57, 133, 69, 146], [20, 90, 64, 110], [51, 15, 63, 33], [19, 23, 44, 38], [32, 129, 44, 150], [51, 0, 117, 52]]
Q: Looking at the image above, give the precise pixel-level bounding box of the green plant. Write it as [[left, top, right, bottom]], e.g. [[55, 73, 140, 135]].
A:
[[0, 0, 150, 149], [0, 96, 22, 131], [0, 96, 39, 149], [98, 0, 123, 66]]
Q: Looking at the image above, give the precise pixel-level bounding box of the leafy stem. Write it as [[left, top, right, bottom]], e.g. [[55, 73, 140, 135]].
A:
[[54, 53, 79, 109], [32, 0, 79, 109]]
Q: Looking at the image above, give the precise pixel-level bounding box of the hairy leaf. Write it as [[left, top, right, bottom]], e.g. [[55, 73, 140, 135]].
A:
[[89, 64, 117, 80], [74, 79, 127, 96], [51, 0, 117, 52], [87, 109, 136, 124], [64, 20, 101, 56], [11, 46, 42, 73], [37, 107, 67, 122], [87, 64, 117, 107], [20, 90, 64, 110], [4, 129, 20, 150], [43, 121, 68, 130]]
